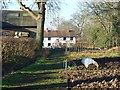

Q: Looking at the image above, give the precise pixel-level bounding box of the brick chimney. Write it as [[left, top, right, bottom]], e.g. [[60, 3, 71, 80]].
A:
[[46, 28, 49, 32]]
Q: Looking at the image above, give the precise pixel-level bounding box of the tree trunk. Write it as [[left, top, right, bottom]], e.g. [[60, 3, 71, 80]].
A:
[[36, 2, 46, 50], [17, 1, 46, 51]]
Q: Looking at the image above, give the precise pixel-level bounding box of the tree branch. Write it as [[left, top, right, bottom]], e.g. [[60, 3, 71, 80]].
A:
[[86, 2, 107, 32], [36, 2, 46, 20], [17, 0, 38, 20]]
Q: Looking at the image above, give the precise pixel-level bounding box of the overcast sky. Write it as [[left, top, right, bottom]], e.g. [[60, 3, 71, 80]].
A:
[[4, 0, 78, 29], [5, 0, 78, 20], [2, 0, 119, 29]]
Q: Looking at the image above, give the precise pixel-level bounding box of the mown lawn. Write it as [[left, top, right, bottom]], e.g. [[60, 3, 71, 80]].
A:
[[2, 55, 67, 89], [1, 51, 120, 89]]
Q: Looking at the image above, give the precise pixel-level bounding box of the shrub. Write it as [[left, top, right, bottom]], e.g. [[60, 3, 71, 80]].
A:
[[2, 36, 36, 75], [35, 48, 51, 58]]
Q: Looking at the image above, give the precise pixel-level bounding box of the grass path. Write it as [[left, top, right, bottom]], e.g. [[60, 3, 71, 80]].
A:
[[2, 56, 67, 89], [2, 51, 119, 89]]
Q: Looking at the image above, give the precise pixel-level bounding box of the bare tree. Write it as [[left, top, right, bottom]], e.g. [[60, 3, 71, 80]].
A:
[[49, 16, 64, 29]]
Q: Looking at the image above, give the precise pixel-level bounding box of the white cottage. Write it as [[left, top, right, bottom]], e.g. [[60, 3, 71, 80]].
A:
[[43, 29, 76, 48]]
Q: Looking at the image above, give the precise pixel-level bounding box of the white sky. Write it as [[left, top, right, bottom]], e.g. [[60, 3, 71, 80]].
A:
[[5, 0, 78, 20], [59, 0, 78, 20], [2, 0, 120, 29], [4, 0, 79, 29]]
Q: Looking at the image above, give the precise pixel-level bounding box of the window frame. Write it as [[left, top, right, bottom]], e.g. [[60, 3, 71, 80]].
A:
[[70, 37, 73, 41], [63, 37, 66, 40], [48, 43, 51, 46], [48, 37, 51, 40]]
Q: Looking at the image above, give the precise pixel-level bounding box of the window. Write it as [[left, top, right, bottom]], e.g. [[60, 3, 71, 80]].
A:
[[63, 37, 66, 40], [70, 37, 73, 40], [48, 37, 51, 40], [48, 30, 51, 32], [48, 43, 51, 46]]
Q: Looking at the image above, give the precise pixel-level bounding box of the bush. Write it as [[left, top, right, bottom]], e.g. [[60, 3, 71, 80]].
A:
[[2, 36, 36, 75], [35, 48, 51, 58]]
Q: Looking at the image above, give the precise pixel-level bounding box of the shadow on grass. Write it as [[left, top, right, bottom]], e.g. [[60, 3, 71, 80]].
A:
[[2, 60, 65, 85], [2, 75, 119, 90], [2, 55, 35, 76], [20, 48, 67, 71], [22, 62, 64, 71], [2, 82, 67, 90], [2, 48, 68, 89]]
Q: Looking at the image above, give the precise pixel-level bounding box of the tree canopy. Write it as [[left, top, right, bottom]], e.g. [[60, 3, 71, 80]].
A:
[[69, 1, 120, 48]]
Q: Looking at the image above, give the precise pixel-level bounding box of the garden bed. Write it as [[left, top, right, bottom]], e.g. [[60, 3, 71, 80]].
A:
[[60, 57, 120, 89]]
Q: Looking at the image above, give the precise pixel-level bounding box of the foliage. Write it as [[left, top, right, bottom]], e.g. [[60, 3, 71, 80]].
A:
[[70, 2, 120, 48], [85, 2, 119, 48], [2, 36, 36, 75]]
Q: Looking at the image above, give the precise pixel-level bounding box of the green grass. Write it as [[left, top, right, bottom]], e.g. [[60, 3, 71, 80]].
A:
[[2, 51, 119, 89], [2, 55, 67, 89], [66, 52, 120, 60]]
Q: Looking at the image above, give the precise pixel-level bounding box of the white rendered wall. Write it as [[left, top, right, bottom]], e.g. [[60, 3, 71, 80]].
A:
[[43, 37, 76, 48]]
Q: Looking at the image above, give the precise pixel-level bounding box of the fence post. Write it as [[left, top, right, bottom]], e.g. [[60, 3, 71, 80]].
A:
[[63, 60, 67, 70]]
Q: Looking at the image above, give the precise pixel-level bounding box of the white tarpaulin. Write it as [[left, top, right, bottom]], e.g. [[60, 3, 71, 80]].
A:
[[81, 58, 99, 68]]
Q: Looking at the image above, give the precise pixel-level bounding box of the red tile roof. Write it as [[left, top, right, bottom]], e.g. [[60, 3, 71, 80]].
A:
[[44, 30, 76, 37]]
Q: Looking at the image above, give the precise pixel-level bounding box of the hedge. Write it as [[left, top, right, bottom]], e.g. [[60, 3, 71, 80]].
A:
[[2, 36, 36, 76]]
